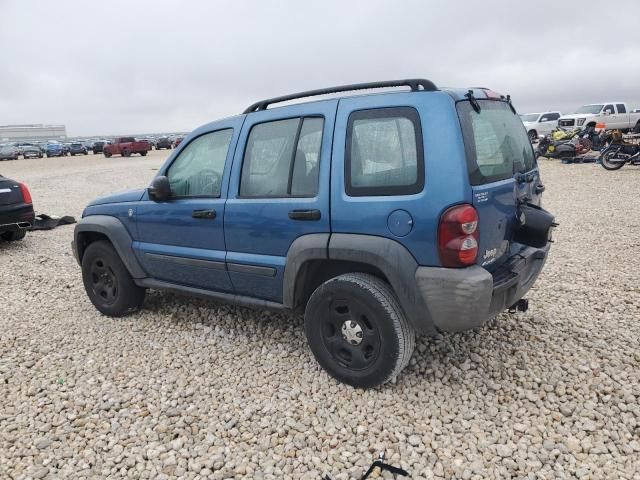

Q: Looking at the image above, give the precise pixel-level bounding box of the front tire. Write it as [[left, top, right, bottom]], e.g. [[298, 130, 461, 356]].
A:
[[1, 229, 26, 241], [81, 240, 145, 316], [304, 273, 415, 388]]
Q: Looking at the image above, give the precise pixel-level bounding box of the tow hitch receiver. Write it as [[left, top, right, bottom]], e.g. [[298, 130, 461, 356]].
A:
[[508, 298, 529, 313]]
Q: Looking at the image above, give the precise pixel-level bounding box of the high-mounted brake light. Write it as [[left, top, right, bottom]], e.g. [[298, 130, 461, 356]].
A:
[[438, 204, 479, 267], [19, 183, 32, 204], [482, 88, 502, 99]]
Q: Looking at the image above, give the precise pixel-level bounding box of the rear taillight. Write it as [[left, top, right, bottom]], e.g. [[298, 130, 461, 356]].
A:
[[438, 204, 479, 267], [19, 183, 32, 204]]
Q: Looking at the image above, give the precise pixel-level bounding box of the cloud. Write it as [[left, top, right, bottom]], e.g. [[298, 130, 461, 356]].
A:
[[1, 0, 639, 135]]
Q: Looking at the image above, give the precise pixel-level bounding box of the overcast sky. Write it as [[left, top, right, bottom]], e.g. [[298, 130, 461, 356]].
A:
[[1, 0, 639, 136]]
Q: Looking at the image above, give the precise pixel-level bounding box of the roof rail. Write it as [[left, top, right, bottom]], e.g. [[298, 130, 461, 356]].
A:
[[242, 78, 438, 114]]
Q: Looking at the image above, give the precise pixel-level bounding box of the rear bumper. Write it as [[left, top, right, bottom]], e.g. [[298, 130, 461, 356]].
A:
[[415, 244, 550, 332], [0, 204, 35, 232]]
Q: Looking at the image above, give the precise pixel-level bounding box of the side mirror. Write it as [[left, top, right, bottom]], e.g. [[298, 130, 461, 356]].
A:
[[148, 175, 170, 201], [603, 110, 611, 116]]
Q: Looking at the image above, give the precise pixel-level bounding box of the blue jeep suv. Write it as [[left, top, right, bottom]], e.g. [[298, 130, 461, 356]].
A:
[[72, 79, 554, 388]]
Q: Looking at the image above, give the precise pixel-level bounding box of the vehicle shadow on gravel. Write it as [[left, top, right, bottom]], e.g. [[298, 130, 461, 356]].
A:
[[141, 290, 537, 388]]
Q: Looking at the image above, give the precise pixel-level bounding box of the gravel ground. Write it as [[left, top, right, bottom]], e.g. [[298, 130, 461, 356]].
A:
[[1, 151, 639, 479]]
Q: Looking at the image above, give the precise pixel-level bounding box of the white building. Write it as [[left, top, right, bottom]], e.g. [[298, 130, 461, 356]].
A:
[[0, 124, 67, 142]]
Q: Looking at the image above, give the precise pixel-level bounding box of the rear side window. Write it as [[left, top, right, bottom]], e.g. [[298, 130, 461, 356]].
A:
[[457, 100, 536, 185], [616, 104, 626, 114], [240, 117, 324, 197], [346, 107, 424, 196]]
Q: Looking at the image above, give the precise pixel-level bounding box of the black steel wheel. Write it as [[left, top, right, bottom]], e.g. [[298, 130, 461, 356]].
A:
[[81, 240, 145, 316], [304, 273, 415, 388]]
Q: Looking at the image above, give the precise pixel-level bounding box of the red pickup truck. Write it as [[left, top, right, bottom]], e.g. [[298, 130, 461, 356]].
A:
[[103, 137, 151, 158]]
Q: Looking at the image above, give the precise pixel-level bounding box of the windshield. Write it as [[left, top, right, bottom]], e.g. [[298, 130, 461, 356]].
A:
[[457, 100, 536, 185], [519, 114, 539, 122], [575, 104, 603, 114]]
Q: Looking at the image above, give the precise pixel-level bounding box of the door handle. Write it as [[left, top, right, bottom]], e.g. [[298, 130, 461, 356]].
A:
[[288, 209, 321, 221], [192, 209, 216, 219]]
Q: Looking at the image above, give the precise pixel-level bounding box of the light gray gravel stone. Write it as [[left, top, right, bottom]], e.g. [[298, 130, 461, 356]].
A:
[[0, 154, 638, 478]]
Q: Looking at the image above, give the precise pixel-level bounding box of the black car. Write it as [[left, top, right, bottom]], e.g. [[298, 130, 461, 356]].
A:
[[22, 145, 43, 159], [0, 174, 34, 241], [69, 143, 88, 156], [155, 136, 173, 149], [91, 141, 107, 154]]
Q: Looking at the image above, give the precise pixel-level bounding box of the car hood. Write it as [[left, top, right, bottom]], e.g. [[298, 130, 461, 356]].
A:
[[522, 121, 536, 129], [87, 188, 145, 206]]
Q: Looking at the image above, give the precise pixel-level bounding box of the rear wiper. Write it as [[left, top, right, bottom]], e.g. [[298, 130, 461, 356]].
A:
[[465, 90, 481, 113]]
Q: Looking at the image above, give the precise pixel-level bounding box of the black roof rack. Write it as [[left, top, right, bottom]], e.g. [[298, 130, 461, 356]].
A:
[[242, 78, 438, 114]]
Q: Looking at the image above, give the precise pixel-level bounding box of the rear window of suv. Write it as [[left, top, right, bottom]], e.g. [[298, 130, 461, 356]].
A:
[[457, 100, 536, 185]]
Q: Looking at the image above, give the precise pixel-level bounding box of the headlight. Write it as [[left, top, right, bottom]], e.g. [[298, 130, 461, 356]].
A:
[[577, 118, 586, 126]]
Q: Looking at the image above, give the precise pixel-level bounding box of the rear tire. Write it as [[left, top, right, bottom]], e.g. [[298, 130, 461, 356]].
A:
[[81, 240, 145, 316], [600, 150, 625, 170], [1, 229, 26, 241], [634, 122, 640, 134], [304, 273, 415, 388]]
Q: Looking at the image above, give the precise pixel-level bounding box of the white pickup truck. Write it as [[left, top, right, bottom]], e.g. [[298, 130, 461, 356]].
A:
[[557, 103, 640, 132]]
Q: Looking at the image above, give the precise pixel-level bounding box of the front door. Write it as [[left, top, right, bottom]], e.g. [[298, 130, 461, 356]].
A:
[[133, 118, 243, 291], [223, 101, 337, 302]]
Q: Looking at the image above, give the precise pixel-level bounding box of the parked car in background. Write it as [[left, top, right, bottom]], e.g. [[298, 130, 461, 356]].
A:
[[69, 143, 88, 156], [138, 138, 154, 151], [91, 140, 107, 154], [103, 137, 151, 157], [62, 143, 71, 155], [520, 112, 562, 142], [155, 136, 172, 149], [0, 174, 34, 241], [0, 145, 20, 160], [73, 80, 555, 388], [558, 103, 640, 132], [45, 143, 66, 157], [22, 145, 43, 159]]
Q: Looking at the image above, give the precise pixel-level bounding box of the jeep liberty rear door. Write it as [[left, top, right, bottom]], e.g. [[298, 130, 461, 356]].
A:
[[223, 100, 337, 302]]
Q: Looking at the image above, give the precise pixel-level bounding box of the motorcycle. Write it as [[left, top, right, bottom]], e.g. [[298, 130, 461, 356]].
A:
[[599, 141, 640, 170], [538, 127, 593, 158]]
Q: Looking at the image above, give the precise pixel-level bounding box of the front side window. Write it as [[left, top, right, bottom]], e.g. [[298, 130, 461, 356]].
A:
[[240, 117, 324, 197], [346, 107, 424, 196], [457, 100, 536, 185], [167, 129, 233, 197], [604, 104, 615, 114]]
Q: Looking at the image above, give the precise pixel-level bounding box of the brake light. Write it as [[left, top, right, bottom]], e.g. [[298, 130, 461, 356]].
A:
[[438, 204, 479, 267], [19, 183, 32, 204]]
